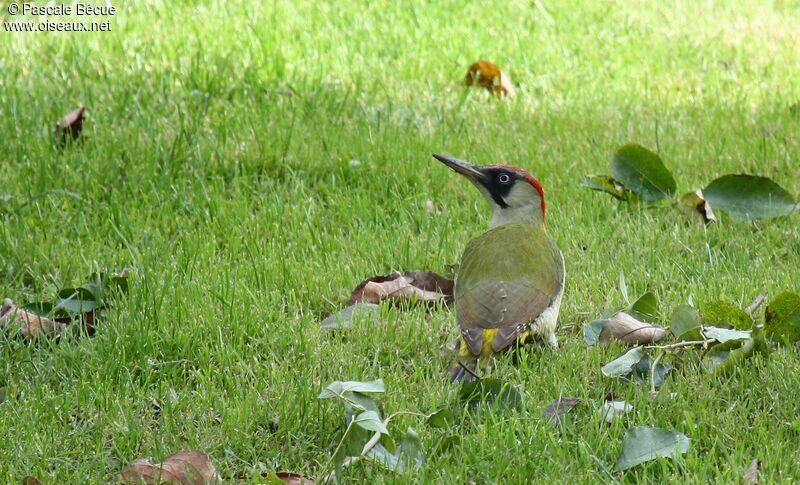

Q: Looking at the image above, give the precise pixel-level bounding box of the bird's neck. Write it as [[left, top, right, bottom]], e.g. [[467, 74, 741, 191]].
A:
[[489, 203, 545, 229]]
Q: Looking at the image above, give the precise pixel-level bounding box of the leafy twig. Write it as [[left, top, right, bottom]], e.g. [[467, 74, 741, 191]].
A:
[[745, 294, 767, 316], [319, 420, 355, 483], [322, 410, 429, 483], [650, 351, 665, 395], [645, 339, 715, 350]]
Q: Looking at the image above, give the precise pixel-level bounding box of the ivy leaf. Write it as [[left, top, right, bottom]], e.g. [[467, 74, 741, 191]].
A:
[[614, 427, 690, 471], [703, 174, 796, 221], [611, 144, 677, 202]]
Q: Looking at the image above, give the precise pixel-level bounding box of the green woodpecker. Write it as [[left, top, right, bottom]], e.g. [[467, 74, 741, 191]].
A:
[[433, 154, 566, 381]]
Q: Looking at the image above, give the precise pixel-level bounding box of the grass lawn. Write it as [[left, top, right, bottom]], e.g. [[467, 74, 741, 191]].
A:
[[2, 0, 800, 482]]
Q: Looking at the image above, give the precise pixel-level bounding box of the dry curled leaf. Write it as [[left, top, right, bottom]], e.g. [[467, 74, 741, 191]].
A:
[[55, 106, 85, 146], [119, 450, 219, 485], [0, 299, 66, 339], [743, 459, 761, 484], [679, 189, 716, 224], [465, 60, 514, 96], [599, 312, 665, 345], [350, 271, 453, 305], [21, 477, 44, 485]]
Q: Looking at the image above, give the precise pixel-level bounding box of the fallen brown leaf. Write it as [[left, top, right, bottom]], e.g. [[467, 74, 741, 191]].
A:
[[349, 271, 453, 305], [743, 459, 761, 484], [679, 189, 716, 224], [544, 397, 580, 424], [21, 477, 43, 485], [119, 450, 219, 485], [599, 312, 666, 345], [54, 106, 85, 146], [465, 60, 514, 96], [263, 471, 315, 484], [0, 298, 66, 339]]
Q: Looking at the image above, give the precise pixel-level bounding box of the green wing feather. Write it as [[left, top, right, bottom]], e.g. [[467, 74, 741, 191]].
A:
[[455, 222, 564, 357]]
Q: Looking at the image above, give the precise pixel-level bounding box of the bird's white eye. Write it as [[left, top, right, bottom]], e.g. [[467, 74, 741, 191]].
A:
[[498, 174, 510, 183]]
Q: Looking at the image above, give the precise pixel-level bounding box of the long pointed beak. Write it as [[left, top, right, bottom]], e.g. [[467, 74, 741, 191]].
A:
[[432, 153, 485, 183]]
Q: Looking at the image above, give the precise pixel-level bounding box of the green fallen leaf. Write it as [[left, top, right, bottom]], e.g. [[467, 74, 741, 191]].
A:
[[319, 379, 385, 399], [426, 408, 455, 428], [702, 326, 751, 343], [352, 410, 388, 434], [601, 347, 645, 378], [614, 427, 690, 471], [669, 304, 701, 340], [629, 292, 659, 322], [20, 302, 54, 317], [584, 318, 608, 346], [599, 400, 633, 423], [459, 378, 523, 409], [700, 300, 752, 330], [398, 427, 424, 470], [624, 354, 672, 388], [431, 434, 461, 454], [342, 391, 380, 425], [703, 174, 796, 221], [365, 427, 424, 473], [764, 292, 800, 344], [54, 287, 100, 315], [712, 334, 769, 376], [611, 143, 677, 202], [320, 303, 380, 329]]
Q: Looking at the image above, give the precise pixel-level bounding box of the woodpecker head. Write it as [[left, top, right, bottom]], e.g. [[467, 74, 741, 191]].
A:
[[433, 153, 546, 228]]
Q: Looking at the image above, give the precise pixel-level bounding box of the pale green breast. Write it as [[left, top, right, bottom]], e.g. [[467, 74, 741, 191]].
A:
[[455, 222, 564, 332]]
